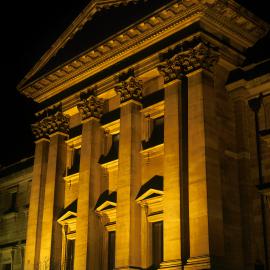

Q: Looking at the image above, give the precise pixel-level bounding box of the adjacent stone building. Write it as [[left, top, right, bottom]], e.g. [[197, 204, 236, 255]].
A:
[[3, 0, 270, 269], [0, 157, 33, 270]]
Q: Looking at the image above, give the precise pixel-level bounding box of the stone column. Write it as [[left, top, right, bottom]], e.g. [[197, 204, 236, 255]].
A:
[[158, 47, 191, 268], [159, 38, 223, 269], [115, 75, 142, 269], [24, 121, 50, 270], [162, 79, 183, 268], [74, 91, 103, 270], [186, 68, 224, 269], [39, 106, 69, 269]]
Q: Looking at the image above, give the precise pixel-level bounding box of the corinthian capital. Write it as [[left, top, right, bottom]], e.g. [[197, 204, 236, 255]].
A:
[[32, 118, 50, 141], [158, 38, 219, 83], [46, 111, 69, 135], [31, 104, 69, 140], [115, 76, 143, 103], [77, 88, 103, 121]]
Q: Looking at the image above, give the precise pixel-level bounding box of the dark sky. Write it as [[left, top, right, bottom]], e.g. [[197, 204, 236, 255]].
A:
[[1, 1, 90, 166], [0, 0, 269, 166]]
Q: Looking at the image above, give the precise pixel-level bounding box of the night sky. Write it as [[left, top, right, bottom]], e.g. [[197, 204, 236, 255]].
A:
[[0, 0, 269, 167]]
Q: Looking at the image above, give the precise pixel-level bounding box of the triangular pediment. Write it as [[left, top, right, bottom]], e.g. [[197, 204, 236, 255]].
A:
[[95, 190, 117, 211], [136, 175, 163, 202], [96, 200, 117, 212], [17, 0, 169, 90], [57, 211, 77, 225]]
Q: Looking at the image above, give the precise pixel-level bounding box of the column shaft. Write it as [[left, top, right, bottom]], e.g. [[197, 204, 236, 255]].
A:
[[74, 118, 102, 270], [186, 70, 224, 269], [24, 139, 49, 270], [161, 79, 183, 269], [115, 101, 142, 269], [39, 133, 67, 269]]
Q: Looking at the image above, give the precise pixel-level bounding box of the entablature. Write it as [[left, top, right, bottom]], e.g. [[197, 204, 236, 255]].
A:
[[18, 0, 269, 107], [226, 61, 270, 100]]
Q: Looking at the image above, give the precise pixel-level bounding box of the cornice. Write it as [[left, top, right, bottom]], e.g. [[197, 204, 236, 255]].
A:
[[21, 1, 199, 101], [226, 61, 270, 99], [18, 0, 269, 104]]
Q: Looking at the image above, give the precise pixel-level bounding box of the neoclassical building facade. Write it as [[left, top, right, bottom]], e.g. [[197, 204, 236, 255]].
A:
[[12, 0, 270, 269]]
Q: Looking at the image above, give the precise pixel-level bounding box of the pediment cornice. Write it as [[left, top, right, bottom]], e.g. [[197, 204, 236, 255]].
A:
[[17, 0, 144, 90], [18, 0, 269, 104]]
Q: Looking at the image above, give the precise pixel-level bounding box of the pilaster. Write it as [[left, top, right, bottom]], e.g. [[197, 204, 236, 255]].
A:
[[115, 74, 142, 269], [74, 90, 104, 270], [229, 89, 255, 269]]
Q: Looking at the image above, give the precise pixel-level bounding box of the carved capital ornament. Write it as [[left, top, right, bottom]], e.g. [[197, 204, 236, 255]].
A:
[[158, 38, 219, 83], [32, 118, 50, 141], [77, 88, 103, 121], [115, 76, 143, 103], [32, 104, 69, 141], [46, 111, 70, 135]]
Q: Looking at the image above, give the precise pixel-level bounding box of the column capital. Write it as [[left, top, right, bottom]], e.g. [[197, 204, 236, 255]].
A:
[[32, 104, 69, 141], [77, 87, 104, 122], [158, 37, 219, 83], [115, 75, 143, 104]]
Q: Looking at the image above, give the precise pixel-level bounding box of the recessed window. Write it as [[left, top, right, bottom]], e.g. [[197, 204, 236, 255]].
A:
[[2, 264, 11, 270], [153, 117, 164, 129], [5, 189, 18, 214], [108, 231, 116, 270], [152, 221, 163, 268], [67, 147, 81, 175], [66, 239, 75, 270], [10, 192, 17, 211], [142, 116, 164, 149], [99, 133, 119, 164]]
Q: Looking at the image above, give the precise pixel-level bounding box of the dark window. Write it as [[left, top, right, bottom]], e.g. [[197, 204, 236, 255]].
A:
[[99, 133, 119, 164], [66, 239, 75, 270], [5, 191, 17, 214], [108, 231, 116, 270], [112, 134, 119, 152], [67, 148, 81, 175], [3, 264, 11, 270], [152, 221, 163, 269], [153, 117, 164, 129], [11, 192, 17, 211], [142, 116, 164, 150]]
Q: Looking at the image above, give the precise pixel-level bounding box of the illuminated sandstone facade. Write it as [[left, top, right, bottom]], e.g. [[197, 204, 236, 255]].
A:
[[16, 0, 270, 269]]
